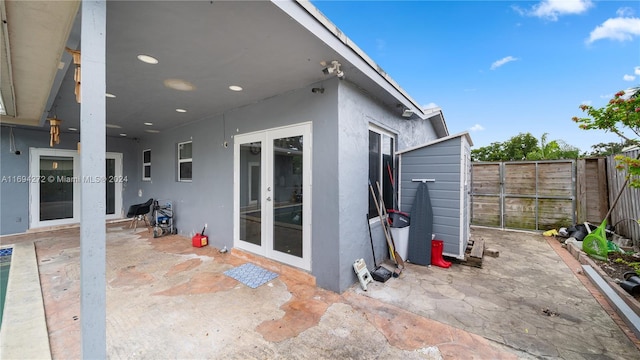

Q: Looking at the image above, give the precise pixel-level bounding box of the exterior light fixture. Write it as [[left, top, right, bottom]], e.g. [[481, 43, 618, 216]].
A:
[[164, 79, 195, 91], [402, 109, 414, 118], [137, 54, 158, 64]]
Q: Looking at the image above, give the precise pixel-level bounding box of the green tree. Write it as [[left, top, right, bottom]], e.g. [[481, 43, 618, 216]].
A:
[[586, 140, 636, 157], [502, 133, 539, 161], [526, 133, 580, 160], [472, 132, 579, 162], [471, 141, 505, 161], [573, 87, 640, 188]]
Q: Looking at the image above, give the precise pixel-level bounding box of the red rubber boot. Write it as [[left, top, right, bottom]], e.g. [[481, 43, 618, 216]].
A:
[[431, 240, 451, 268]]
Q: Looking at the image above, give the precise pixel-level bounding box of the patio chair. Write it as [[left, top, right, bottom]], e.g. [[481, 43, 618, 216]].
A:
[[126, 198, 153, 231]]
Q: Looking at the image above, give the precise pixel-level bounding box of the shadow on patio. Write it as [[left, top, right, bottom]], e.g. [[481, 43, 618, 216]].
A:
[[2, 225, 639, 359]]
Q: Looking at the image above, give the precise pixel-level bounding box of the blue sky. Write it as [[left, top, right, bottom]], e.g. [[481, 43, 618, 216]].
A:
[[311, 0, 640, 153]]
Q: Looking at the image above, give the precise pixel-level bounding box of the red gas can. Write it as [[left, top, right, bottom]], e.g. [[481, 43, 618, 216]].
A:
[[192, 233, 208, 247], [193, 226, 208, 248]]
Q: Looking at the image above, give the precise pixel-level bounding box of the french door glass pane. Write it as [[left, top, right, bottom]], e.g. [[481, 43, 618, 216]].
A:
[[106, 159, 115, 215], [240, 142, 261, 246], [368, 131, 380, 219], [40, 156, 74, 221], [382, 136, 394, 210], [272, 135, 303, 257]]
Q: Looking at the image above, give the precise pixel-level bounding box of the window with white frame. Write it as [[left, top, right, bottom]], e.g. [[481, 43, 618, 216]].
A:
[[142, 149, 151, 181], [178, 141, 192, 181], [368, 126, 395, 220]]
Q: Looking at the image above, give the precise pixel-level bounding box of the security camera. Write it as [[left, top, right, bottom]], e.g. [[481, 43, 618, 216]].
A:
[[322, 60, 343, 78], [311, 87, 325, 94], [14, 150, 21, 155]]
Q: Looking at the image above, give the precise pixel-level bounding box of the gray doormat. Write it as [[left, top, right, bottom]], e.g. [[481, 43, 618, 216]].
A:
[[224, 263, 278, 289]]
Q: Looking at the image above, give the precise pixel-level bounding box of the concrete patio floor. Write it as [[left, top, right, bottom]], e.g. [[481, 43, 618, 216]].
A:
[[1, 224, 639, 359]]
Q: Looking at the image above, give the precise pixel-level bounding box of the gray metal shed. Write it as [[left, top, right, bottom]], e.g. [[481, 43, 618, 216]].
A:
[[397, 132, 473, 260]]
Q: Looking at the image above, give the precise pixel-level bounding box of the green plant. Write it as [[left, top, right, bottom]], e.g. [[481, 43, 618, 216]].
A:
[[573, 88, 640, 188]]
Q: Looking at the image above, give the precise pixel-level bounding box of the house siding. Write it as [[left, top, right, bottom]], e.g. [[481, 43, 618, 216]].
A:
[[135, 79, 341, 291], [1, 78, 441, 294], [399, 135, 469, 259], [0, 126, 139, 235], [336, 80, 438, 292]]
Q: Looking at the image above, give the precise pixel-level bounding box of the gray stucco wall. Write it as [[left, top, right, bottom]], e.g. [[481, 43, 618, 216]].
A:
[[0, 126, 139, 235], [135, 79, 341, 290], [336, 80, 438, 292], [1, 78, 441, 294]]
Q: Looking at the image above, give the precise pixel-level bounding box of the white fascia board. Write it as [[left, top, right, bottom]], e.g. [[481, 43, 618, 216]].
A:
[[396, 131, 473, 155]]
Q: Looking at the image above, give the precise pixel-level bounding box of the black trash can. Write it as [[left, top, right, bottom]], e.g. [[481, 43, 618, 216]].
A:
[[387, 209, 410, 228]]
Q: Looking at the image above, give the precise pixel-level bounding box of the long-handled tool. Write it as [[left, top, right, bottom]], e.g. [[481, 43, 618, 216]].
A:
[[367, 214, 392, 282], [387, 163, 398, 209], [369, 180, 404, 277], [376, 181, 405, 271], [583, 152, 640, 260]]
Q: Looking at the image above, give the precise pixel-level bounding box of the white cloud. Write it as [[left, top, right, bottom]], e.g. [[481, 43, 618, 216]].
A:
[[423, 102, 439, 110], [490, 56, 519, 70], [634, 66, 640, 75], [587, 17, 640, 43], [470, 124, 485, 132], [530, 0, 593, 21], [617, 7, 635, 17], [623, 74, 636, 81]]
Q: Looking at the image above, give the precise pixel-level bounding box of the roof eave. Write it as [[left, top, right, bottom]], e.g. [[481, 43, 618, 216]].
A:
[[282, 0, 434, 120]]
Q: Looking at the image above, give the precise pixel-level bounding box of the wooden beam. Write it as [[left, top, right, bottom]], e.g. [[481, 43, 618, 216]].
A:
[[576, 159, 586, 223], [597, 157, 608, 222]]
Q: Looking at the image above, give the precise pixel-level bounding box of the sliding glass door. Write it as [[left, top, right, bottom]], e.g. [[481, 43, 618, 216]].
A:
[[29, 149, 123, 228]]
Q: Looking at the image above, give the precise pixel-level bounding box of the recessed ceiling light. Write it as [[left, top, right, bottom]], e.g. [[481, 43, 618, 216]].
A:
[[68, 127, 78, 131], [229, 85, 243, 92], [106, 93, 116, 98], [145, 129, 160, 134], [175, 108, 187, 113], [119, 133, 127, 137], [106, 124, 122, 129], [144, 122, 153, 126], [164, 78, 195, 91], [137, 54, 158, 64]]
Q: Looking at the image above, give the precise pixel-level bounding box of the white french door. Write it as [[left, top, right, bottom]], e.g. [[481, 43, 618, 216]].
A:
[[29, 149, 123, 228], [234, 122, 312, 271]]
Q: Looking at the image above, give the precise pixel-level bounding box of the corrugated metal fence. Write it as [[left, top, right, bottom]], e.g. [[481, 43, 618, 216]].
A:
[[607, 149, 640, 243]]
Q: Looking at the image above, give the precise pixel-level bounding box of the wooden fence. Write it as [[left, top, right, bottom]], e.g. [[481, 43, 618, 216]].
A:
[[471, 152, 639, 244], [471, 160, 575, 231], [576, 157, 608, 224]]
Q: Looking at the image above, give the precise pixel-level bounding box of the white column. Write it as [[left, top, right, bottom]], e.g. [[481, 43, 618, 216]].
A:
[[80, 1, 106, 358]]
